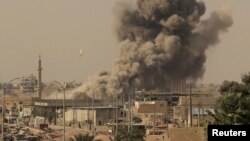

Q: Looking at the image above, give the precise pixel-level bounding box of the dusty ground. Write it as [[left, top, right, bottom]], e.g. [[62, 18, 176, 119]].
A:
[[145, 134, 169, 141], [62, 131, 169, 141], [93, 134, 169, 141], [51, 127, 204, 141], [94, 134, 112, 141], [168, 127, 205, 141]]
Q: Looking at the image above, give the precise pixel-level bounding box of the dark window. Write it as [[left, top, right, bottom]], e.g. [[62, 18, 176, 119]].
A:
[[98, 121, 102, 125]]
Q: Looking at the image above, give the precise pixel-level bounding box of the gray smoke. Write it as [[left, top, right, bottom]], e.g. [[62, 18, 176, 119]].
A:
[[74, 0, 233, 99]]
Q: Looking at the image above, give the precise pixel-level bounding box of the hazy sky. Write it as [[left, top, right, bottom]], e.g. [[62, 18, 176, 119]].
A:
[[0, 0, 249, 84]]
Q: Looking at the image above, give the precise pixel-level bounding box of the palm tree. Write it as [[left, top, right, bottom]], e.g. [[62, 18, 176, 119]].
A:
[[70, 133, 97, 141], [207, 93, 250, 125], [111, 126, 145, 141]]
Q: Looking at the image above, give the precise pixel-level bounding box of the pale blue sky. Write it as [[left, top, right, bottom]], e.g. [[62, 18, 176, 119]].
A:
[[0, 0, 249, 84]]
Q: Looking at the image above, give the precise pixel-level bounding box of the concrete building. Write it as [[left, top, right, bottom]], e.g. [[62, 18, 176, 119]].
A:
[[134, 101, 168, 116], [173, 96, 217, 126], [188, 107, 214, 126], [3, 95, 34, 124], [134, 90, 211, 119], [20, 106, 32, 117], [18, 56, 43, 95], [32, 95, 125, 126], [4, 96, 34, 113], [65, 106, 120, 126], [19, 74, 37, 94], [133, 101, 168, 126]]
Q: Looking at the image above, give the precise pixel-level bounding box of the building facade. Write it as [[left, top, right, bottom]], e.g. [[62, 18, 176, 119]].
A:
[[65, 106, 120, 126], [19, 74, 37, 93]]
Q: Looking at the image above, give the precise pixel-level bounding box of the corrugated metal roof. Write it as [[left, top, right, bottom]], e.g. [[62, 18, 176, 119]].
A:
[[191, 108, 214, 115]]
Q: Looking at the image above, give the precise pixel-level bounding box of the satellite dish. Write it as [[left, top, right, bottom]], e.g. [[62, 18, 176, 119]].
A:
[[79, 49, 84, 56]]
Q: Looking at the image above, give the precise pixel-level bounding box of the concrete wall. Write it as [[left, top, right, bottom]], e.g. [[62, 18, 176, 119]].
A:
[[178, 96, 217, 106], [76, 109, 88, 122], [173, 106, 214, 126], [135, 101, 167, 116], [20, 107, 32, 117], [65, 108, 117, 126], [4, 96, 33, 111], [96, 108, 114, 125], [168, 127, 205, 141]]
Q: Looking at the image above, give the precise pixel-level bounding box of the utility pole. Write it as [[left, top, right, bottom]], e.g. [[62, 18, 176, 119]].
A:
[[122, 94, 125, 124], [115, 92, 118, 136], [2, 87, 5, 141], [153, 102, 155, 135], [63, 84, 65, 141], [185, 94, 188, 127], [201, 92, 204, 126], [130, 91, 133, 131], [198, 92, 201, 127], [112, 94, 115, 135], [92, 91, 94, 132], [55, 92, 57, 125], [87, 94, 89, 123], [128, 92, 131, 132], [54, 80, 75, 141], [189, 84, 192, 127]]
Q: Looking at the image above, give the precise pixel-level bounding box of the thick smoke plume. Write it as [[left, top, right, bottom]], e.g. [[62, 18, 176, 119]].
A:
[[74, 0, 233, 99]]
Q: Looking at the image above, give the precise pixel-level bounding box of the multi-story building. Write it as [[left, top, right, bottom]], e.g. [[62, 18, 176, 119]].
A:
[[173, 96, 217, 126], [19, 74, 37, 93], [65, 106, 120, 126]]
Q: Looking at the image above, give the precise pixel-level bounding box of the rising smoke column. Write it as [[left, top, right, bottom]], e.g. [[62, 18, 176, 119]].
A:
[[74, 0, 233, 99]]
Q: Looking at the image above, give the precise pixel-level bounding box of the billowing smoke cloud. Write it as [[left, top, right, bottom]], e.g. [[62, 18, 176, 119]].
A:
[[74, 0, 233, 99]]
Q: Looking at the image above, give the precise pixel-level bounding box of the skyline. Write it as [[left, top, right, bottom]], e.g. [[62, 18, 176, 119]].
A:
[[1, 0, 250, 84]]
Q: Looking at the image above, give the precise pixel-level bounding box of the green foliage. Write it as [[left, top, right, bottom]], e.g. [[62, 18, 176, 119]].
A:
[[219, 81, 248, 95], [241, 72, 250, 85], [73, 133, 95, 141], [209, 72, 250, 126], [111, 126, 145, 141], [220, 72, 250, 95], [208, 93, 250, 125], [69, 133, 100, 141]]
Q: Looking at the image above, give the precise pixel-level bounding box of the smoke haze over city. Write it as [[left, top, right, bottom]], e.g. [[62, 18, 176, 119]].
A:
[[72, 0, 232, 98], [0, 0, 249, 86]]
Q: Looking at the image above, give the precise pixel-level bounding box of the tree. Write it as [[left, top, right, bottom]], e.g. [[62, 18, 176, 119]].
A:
[[207, 93, 250, 125], [208, 72, 250, 125], [69, 133, 98, 141], [220, 72, 250, 96], [111, 126, 145, 141], [219, 81, 247, 95], [241, 72, 250, 85]]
